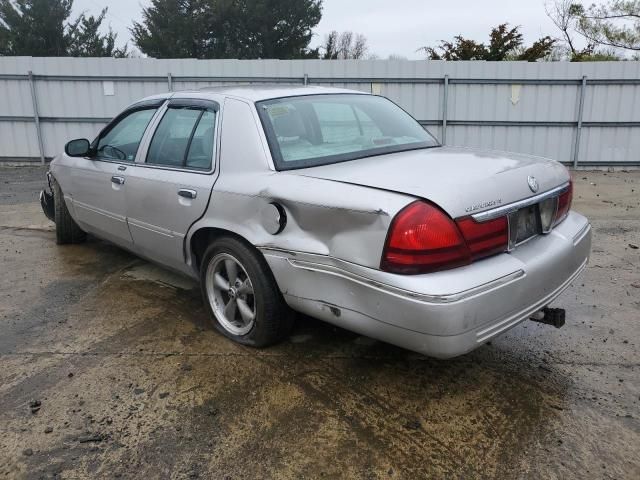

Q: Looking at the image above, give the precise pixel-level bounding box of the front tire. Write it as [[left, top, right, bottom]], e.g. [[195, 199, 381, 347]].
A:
[[53, 179, 86, 245], [200, 236, 293, 347]]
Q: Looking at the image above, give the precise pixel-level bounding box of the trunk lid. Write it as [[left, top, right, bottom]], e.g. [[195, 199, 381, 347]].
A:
[[288, 146, 569, 218]]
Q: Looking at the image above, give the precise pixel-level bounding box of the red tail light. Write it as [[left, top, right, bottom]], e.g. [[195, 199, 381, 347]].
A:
[[554, 180, 573, 225], [381, 201, 508, 275], [456, 216, 508, 261]]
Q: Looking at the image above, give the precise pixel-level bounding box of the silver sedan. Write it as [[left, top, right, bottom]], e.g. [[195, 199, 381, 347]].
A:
[[40, 86, 591, 358]]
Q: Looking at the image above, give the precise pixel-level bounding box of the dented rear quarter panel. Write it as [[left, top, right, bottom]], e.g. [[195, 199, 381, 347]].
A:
[[186, 96, 416, 271]]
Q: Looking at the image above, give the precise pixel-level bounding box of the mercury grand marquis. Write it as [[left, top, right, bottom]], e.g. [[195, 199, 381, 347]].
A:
[[40, 86, 591, 358]]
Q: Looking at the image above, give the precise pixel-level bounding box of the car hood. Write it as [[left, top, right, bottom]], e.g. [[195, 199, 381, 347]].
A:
[[288, 146, 570, 218]]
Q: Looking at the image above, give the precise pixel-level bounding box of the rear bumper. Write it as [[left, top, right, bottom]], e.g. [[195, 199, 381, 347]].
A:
[[262, 211, 591, 358]]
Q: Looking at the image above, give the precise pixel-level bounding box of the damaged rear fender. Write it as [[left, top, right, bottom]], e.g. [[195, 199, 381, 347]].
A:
[[185, 172, 416, 273]]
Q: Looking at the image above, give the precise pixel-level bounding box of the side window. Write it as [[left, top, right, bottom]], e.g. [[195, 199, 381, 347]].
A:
[[147, 107, 216, 170], [146, 108, 201, 167], [186, 110, 216, 169], [96, 109, 157, 162]]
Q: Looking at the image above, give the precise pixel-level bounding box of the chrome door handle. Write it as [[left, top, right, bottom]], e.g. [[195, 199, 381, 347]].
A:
[[117, 165, 127, 171], [178, 189, 197, 199], [111, 176, 125, 185]]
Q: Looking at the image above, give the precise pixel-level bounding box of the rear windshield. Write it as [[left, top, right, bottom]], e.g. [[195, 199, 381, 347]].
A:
[[256, 94, 438, 170]]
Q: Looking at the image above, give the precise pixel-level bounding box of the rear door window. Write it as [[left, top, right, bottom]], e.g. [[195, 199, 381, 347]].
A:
[[146, 107, 216, 170], [185, 111, 216, 169]]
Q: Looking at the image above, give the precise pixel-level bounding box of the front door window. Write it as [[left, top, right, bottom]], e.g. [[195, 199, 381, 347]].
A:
[[96, 109, 157, 162]]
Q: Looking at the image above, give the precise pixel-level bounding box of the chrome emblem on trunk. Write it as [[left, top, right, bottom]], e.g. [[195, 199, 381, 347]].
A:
[[464, 199, 502, 213], [527, 175, 539, 193]]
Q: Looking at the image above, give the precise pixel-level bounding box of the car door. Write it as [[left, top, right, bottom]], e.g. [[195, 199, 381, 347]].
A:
[[125, 98, 219, 272], [70, 103, 162, 249]]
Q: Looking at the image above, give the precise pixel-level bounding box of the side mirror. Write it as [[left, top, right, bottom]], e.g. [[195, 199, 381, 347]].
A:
[[65, 138, 91, 157]]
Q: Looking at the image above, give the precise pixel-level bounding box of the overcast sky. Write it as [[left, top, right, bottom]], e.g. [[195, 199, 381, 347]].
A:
[[73, 0, 573, 59]]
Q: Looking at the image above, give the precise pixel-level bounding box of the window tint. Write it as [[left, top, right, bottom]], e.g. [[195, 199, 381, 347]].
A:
[[185, 110, 216, 170], [146, 108, 202, 167], [96, 109, 157, 162], [257, 94, 438, 170]]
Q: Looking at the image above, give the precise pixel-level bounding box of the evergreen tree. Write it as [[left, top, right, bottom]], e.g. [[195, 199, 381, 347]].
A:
[[131, 0, 215, 58], [0, 0, 128, 57], [67, 8, 129, 58], [131, 0, 322, 59], [423, 24, 555, 61], [0, 0, 71, 56]]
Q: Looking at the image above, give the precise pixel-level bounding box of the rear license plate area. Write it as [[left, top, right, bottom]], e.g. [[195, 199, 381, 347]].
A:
[[509, 204, 541, 247]]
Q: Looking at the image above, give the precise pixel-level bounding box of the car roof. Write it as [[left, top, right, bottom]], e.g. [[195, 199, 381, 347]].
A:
[[138, 85, 369, 105], [201, 85, 370, 101]]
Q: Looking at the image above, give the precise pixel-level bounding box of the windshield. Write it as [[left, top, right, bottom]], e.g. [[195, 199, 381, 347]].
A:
[[256, 94, 438, 170]]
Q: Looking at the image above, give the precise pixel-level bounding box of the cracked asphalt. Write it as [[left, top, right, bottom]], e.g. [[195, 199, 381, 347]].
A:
[[0, 166, 638, 479]]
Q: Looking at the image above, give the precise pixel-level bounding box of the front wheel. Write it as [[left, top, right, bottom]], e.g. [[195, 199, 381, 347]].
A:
[[200, 236, 293, 347], [53, 179, 86, 245]]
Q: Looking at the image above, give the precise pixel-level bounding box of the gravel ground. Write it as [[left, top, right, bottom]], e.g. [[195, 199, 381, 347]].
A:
[[0, 166, 638, 479]]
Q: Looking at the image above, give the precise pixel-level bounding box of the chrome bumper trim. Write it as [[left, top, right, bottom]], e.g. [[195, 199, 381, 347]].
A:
[[472, 182, 570, 222]]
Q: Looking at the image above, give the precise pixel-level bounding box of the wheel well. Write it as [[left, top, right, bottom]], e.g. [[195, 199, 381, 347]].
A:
[[190, 227, 256, 272]]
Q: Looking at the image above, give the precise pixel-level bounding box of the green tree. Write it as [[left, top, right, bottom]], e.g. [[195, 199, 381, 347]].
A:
[[423, 24, 555, 61], [0, 0, 70, 55], [573, 1, 640, 51], [234, 0, 322, 59], [67, 9, 129, 57], [130, 0, 213, 58], [131, 0, 322, 59], [0, 0, 127, 57], [423, 36, 486, 60], [485, 24, 524, 60], [545, 0, 628, 60]]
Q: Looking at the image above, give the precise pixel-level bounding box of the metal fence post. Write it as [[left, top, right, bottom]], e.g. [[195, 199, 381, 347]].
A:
[[28, 71, 45, 165], [573, 75, 587, 168], [442, 74, 449, 145], [303, 73, 309, 86], [167, 72, 173, 92]]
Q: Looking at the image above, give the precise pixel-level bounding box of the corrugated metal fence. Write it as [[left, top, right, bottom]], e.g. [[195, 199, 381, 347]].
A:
[[1, 57, 640, 166]]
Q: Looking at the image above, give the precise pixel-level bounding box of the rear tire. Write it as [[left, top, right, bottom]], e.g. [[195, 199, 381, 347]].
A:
[[53, 179, 86, 245], [200, 236, 293, 347]]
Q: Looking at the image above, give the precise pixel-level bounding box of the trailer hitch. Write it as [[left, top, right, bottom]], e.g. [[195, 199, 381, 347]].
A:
[[530, 307, 565, 328]]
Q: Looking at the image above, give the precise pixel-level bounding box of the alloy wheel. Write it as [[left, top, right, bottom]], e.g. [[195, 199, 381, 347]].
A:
[[205, 253, 256, 336]]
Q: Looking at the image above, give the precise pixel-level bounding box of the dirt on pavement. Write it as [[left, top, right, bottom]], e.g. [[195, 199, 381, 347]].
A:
[[0, 166, 638, 479]]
